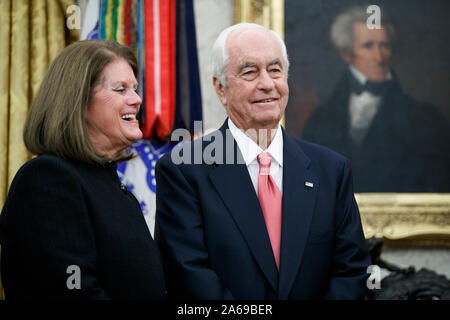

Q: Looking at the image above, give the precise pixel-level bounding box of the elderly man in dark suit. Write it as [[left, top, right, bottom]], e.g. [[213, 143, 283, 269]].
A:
[[155, 22, 371, 300], [302, 5, 450, 192]]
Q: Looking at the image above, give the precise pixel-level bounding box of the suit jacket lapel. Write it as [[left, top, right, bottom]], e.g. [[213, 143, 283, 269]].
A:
[[208, 121, 279, 293], [278, 130, 318, 299]]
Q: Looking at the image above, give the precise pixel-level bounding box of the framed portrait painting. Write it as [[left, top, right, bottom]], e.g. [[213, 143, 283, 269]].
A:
[[235, 0, 450, 246]]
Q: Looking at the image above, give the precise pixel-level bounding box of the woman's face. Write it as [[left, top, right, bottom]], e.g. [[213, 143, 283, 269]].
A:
[[86, 58, 142, 159]]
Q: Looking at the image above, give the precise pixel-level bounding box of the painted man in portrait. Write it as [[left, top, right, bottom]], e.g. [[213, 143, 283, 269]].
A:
[[302, 4, 450, 192]]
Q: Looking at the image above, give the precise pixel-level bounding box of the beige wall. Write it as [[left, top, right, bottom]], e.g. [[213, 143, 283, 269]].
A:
[[194, 0, 231, 133]]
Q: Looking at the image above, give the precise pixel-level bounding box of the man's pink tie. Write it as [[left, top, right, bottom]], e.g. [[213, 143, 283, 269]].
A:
[[257, 152, 282, 270]]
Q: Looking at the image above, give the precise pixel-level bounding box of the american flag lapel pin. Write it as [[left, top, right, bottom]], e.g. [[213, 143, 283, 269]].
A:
[[305, 181, 314, 188]]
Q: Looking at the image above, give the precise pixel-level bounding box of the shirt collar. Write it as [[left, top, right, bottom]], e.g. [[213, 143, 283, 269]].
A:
[[228, 118, 283, 167], [349, 64, 392, 84]]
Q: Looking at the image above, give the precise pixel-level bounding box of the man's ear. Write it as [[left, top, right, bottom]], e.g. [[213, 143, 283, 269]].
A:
[[213, 76, 227, 106]]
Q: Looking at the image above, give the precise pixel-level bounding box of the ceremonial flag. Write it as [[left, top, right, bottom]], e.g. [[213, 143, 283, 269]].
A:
[[174, 0, 202, 135], [141, 0, 176, 140], [117, 141, 174, 237], [81, 0, 100, 40]]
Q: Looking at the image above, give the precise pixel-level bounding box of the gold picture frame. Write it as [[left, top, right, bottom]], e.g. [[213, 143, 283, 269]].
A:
[[233, 0, 450, 247]]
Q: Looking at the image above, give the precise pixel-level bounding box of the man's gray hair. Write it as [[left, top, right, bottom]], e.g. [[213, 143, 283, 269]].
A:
[[211, 22, 289, 87], [330, 4, 396, 55]]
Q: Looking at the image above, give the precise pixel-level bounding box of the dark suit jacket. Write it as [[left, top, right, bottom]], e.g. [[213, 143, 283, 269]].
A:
[[302, 69, 450, 192], [155, 121, 370, 300], [0, 154, 166, 299]]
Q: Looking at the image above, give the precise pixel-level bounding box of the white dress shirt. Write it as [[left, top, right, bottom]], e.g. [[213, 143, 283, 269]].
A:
[[228, 118, 283, 195], [348, 66, 391, 144]]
